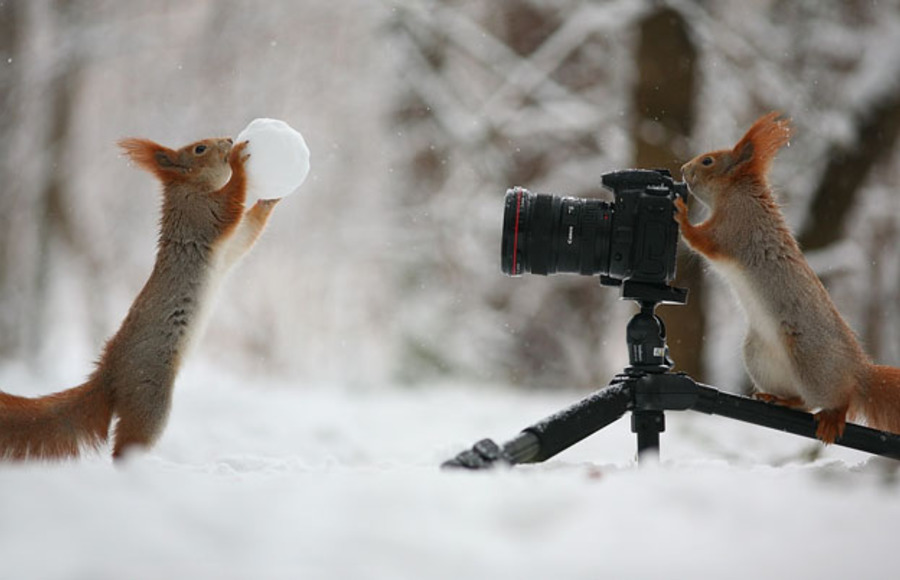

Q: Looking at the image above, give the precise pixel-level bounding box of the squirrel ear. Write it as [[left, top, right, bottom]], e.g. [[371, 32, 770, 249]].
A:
[[154, 150, 179, 169], [730, 140, 755, 169], [118, 138, 184, 181], [729, 112, 792, 179]]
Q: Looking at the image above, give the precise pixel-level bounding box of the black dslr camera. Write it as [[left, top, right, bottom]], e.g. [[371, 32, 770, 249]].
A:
[[501, 169, 688, 297]]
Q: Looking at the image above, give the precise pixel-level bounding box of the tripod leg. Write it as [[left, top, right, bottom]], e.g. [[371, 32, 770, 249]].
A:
[[631, 409, 665, 461], [442, 381, 632, 469], [693, 383, 900, 459]]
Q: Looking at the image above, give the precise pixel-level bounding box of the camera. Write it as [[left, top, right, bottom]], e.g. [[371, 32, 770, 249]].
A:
[[501, 169, 688, 288]]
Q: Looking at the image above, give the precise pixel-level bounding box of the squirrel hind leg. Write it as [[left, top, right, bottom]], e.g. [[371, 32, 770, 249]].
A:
[[111, 432, 151, 461], [814, 406, 849, 444], [753, 392, 807, 409], [111, 416, 160, 461]]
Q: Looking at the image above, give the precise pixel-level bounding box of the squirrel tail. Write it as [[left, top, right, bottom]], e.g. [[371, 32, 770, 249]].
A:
[[0, 380, 113, 460], [852, 365, 900, 434]]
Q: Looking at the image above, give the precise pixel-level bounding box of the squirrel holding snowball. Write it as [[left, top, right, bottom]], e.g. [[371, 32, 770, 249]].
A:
[[676, 112, 900, 443], [0, 135, 280, 460]]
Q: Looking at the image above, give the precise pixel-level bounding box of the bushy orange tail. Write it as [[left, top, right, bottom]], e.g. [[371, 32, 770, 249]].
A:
[[0, 381, 113, 460], [853, 365, 900, 434]]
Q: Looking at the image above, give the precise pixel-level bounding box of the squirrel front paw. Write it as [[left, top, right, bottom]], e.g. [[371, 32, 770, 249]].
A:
[[674, 197, 689, 224], [229, 140, 251, 167], [244, 198, 280, 224], [254, 198, 280, 209]]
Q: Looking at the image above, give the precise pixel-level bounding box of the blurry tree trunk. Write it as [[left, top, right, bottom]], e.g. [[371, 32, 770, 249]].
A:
[[488, 1, 609, 389], [1, 0, 89, 360], [389, 0, 633, 388], [797, 75, 900, 357], [0, 1, 23, 357], [31, 9, 81, 356], [630, 8, 703, 381], [863, 219, 899, 361], [798, 91, 900, 252]]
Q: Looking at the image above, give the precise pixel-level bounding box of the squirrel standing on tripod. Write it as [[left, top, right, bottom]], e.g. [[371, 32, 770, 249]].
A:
[[675, 112, 900, 443], [0, 137, 278, 460]]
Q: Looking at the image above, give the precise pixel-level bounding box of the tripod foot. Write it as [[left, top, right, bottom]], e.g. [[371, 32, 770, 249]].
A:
[[441, 439, 511, 470]]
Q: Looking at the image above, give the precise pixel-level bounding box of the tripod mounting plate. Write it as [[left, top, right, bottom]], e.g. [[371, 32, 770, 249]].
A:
[[617, 280, 687, 305]]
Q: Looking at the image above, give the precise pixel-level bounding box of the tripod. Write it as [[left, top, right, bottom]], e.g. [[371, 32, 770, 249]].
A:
[[443, 281, 900, 469]]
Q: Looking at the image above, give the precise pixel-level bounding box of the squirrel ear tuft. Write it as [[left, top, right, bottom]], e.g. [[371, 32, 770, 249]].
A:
[[730, 112, 793, 179], [118, 138, 183, 181]]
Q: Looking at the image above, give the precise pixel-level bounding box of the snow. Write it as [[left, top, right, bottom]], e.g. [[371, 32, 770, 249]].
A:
[[1, 362, 898, 580], [4, 4, 900, 578], [235, 118, 311, 202]]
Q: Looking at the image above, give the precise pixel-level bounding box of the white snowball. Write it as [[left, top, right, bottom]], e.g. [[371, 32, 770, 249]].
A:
[[235, 118, 311, 201]]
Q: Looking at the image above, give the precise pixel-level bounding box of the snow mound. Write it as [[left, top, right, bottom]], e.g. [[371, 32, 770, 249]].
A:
[[235, 118, 310, 201], [0, 363, 894, 580]]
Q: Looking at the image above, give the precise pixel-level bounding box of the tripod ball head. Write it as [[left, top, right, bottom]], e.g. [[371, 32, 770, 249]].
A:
[[627, 303, 672, 371]]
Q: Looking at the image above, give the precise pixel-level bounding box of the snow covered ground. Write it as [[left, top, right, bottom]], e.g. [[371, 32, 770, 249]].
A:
[[1, 362, 898, 580]]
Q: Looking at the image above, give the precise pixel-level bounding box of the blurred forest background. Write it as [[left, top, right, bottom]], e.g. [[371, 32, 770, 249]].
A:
[[1, 0, 899, 394]]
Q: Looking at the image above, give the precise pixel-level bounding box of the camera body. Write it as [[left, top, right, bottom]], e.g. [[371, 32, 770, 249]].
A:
[[502, 169, 688, 289]]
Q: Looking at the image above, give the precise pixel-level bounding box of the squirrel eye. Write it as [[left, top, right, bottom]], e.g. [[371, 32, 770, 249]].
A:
[[701, 156, 714, 167], [193, 144, 208, 155]]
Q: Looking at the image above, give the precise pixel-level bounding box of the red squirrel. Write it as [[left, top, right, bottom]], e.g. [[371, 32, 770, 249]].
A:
[[0, 137, 278, 460], [675, 112, 900, 443]]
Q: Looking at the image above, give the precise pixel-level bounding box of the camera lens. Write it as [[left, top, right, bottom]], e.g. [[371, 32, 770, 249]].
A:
[[502, 187, 613, 276]]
